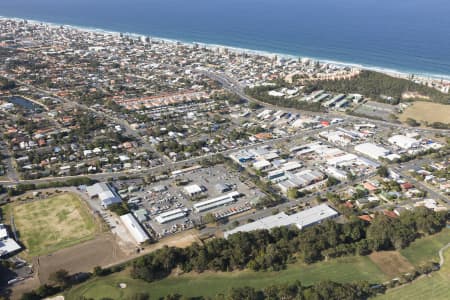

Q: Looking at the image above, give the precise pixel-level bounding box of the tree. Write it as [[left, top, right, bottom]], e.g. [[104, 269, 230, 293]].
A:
[[49, 269, 70, 287], [377, 165, 389, 178], [406, 118, 421, 127], [228, 287, 263, 300], [203, 213, 216, 224], [248, 102, 262, 110], [287, 187, 299, 199], [326, 176, 340, 187]]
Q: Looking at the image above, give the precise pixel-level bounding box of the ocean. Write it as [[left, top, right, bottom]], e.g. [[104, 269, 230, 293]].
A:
[[1, 0, 450, 78]]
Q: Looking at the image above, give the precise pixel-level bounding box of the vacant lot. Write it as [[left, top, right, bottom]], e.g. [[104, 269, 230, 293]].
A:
[[399, 101, 450, 124], [400, 228, 450, 266], [66, 255, 387, 299], [370, 251, 414, 277], [37, 234, 126, 284], [13, 192, 100, 257]]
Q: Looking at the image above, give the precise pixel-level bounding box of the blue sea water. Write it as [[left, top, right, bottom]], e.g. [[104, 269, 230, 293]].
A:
[[1, 0, 450, 78]]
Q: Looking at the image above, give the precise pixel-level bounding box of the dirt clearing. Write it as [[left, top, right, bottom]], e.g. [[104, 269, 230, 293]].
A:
[[36, 234, 126, 284], [400, 101, 450, 124], [370, 251, 414, 277]]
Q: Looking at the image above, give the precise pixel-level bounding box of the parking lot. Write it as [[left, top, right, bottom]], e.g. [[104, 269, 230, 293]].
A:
[[111, 165, 263, 239]]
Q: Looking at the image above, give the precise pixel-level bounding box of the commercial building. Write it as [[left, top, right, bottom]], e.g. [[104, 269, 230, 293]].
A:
[[0, 224, 21, 257], [193, 191, 240, 212], [354, 143, 390, 160], [277, 169, 325, 193], [120, 213, 150, 244], [224, 204, 338, 238], [86, 182, 122, 208], [184, 184, 203, 196], [253, 159, 272, 171], [388, 135, 420, 149], [155, 208, 188, 224]]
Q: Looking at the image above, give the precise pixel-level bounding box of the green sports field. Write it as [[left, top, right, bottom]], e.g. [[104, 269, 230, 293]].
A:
[[12, 192, 99, 257]]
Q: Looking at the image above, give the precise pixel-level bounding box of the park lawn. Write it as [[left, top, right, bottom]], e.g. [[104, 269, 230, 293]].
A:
[[12, 192, 99, 257], [400, 228, 450, 267], [67, 255, 388, 300], [376, 247, 450, 300]]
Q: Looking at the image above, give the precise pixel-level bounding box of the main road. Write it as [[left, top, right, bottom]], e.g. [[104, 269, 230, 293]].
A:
[[0, 123, 340, 186], [197, 68, 450, 134]]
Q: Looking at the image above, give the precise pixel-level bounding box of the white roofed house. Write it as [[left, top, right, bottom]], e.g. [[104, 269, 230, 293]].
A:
[[86, 182, 122, 208]]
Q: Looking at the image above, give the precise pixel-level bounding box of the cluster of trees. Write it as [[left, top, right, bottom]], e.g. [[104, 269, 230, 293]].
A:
[[225, 280, 379, 300], [131, 208, 447, 282], [6, 177, 96, 196], [143, 280, 379, 300], [405, 118, 421, 127], [244, 86, 323, 112], [156, 140, 207, 155], [108, 202, 130, 216], [21, 265, 125, 300], [306, 70, 450, 104], [430, 122, 450, 129], [0, 77, 17, 90]]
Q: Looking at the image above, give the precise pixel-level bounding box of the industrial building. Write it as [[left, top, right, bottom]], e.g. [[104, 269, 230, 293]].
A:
[[224, 204, 338, 238], [0, 224, 21, 257], [277, 169, 325, 193], [184, 184, 204, 196], [155, 208, 188, 224], [86, 182, 122, 208], [354, 143, 390, 160], [120, 213, 150, 244], [193, 191, 240, 212], [388, 135, 420, 149]]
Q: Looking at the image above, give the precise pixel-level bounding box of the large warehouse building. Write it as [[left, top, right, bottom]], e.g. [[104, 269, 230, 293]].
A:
[[0, 224, 21, 257], [120, 213, 150, 244], [193, 191, 240, 213], [224, 204, 338, 238], [354, 143, 390, 160], [86, 182, 122, 208], [155, 208, 188, 224], [388, 135, 420, 149]]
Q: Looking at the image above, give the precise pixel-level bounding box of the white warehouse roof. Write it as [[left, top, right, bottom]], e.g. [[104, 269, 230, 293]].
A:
[[193, 191, 240, 212], [224, 204, 338, 238], [354, 143, 390, 160], [120, 213, 150, 244], [184, 184, 203, 195], [0, 238, 21, 257], [87, 183, 122, 208], [0, 224, 8, 240], [388, 135, 420, 149], [155, 208, 187, 224]]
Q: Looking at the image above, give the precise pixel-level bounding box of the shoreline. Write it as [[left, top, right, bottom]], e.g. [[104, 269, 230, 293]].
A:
[[2, 16, 450, 83]]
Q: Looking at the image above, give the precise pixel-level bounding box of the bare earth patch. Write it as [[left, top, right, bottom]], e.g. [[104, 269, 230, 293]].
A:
[[36, 234, 126, 284], [369, 251, 414, 277], [400, 101, 450, 124]]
